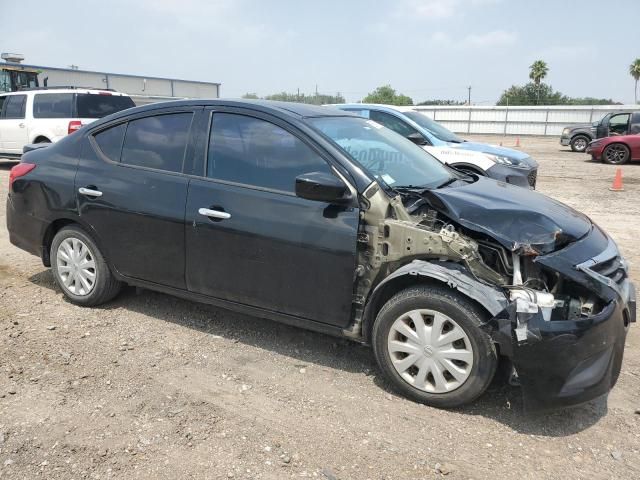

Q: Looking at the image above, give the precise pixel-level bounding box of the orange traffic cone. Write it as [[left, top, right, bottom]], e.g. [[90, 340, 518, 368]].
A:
[[609, 168, 624, 192], [515, 137, 521, 148]]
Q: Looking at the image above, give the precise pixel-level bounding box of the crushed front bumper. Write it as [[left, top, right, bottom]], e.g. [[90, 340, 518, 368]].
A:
[[482, 227, 635, 411]]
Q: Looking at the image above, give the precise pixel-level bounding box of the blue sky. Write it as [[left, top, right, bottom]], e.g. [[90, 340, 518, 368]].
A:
[[2, 0, 639, 104]]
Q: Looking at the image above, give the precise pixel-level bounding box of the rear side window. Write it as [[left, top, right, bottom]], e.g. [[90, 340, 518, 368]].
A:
[[93, 123, 127, 162], [207, 113, 331, 192], [121, 113, 193, 172], [3, 95, 26, 119], [33, 93, 74, 118], [0, 96, 6, 114], [76, 94, 135, 119]]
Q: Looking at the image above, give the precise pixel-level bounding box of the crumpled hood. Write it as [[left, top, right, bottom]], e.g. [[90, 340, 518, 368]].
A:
[[450, 141, 536, 166], [424, 177, 592, 254]]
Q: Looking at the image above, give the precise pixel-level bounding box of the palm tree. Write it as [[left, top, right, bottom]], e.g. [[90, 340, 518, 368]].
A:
[[529, 60, 548, 105], [529, 60, 549, 85], [630, 59, 640, 104]]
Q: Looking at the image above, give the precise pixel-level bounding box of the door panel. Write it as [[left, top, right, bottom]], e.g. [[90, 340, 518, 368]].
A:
[[75, 109, 198, 289], [185, 179, 359, 326], [75, 144, 189, 288], [184, 108, 359, 326]]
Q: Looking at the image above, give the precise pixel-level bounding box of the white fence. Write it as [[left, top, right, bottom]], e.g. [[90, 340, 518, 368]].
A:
[[400, 105, 639, 136]]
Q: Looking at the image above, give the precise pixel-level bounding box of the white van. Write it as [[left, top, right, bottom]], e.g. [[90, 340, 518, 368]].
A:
[[0, 87, 135, 158]]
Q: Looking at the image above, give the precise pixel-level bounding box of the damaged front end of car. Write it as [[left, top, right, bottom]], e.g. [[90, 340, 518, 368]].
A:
[[350, 176, 635, 411]]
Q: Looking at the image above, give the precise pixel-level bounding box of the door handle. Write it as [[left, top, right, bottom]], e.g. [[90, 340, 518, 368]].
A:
[[198, 207, 231, 220], [18, 123, 25, 128], [78, 187, 103, 197]]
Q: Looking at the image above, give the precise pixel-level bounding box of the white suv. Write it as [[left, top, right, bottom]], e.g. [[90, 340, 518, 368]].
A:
[[0, 87, 135, 158]]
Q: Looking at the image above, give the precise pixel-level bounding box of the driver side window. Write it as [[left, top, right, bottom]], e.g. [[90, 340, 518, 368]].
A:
[[369, 110, 419, 138], [207, 113, 333, 193], [609, 113, 630, 135]]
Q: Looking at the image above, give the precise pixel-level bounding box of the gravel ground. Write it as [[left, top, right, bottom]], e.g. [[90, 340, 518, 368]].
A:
[[0, 135, 638, 480]]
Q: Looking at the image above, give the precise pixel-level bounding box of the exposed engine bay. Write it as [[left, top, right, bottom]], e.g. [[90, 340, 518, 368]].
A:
[[348, 180, 605, 341]]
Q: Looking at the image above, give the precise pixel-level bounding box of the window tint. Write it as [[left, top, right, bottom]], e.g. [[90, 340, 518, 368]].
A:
[[3, 95, 26, 119], [207, 113, 331, 192], [369, 110, 418, 137], [33, 93, 74, 119], [121, 113, 192, 172], [76, 94, 135, 118], [0, 96, 6, 114], [93, 123, 127, 162]]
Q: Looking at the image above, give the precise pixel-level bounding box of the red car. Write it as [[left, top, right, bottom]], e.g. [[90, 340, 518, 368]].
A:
[[586, 134, 640, 164]]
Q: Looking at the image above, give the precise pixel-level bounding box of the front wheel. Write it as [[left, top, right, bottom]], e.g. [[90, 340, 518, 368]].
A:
[[51, 225, 122, 306], [372, 285, 497, 408], [570, 135, 589, 153]]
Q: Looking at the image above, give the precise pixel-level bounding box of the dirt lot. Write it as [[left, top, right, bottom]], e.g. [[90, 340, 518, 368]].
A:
[[0, 135, 638, 480]]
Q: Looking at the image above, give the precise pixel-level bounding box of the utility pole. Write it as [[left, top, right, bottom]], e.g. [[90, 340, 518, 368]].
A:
[[467, 85, 471, 105]]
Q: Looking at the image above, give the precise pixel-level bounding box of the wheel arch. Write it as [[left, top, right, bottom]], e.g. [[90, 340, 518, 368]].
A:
[[41, 216, 111, 268], [361, 260, 508, 343], [571, 132, 592, 142], [33, 135, 52, 144]]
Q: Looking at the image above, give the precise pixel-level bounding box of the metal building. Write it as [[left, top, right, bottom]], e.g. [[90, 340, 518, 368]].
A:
[[1, 57, 220, 105]]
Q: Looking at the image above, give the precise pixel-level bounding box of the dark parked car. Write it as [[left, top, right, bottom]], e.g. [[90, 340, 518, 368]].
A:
[[560, 123, 594, 152], [6, 100, 635, 410]]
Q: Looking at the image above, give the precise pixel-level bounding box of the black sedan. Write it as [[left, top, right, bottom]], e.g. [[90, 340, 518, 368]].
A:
[[6, 100, 634, 410]]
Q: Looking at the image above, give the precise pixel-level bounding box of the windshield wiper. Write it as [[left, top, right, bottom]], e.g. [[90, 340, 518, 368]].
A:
[[435, 177, 459, 189]]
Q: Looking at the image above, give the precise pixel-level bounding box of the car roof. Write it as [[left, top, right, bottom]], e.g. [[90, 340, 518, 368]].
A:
[[110, 99, 356, 120], [1, 88, 130, 96]]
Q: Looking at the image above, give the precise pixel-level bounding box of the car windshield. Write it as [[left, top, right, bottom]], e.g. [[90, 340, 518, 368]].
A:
[[308, 116, 453, 189], [403, 111, 464, 143], [76, 94, 135, 118]]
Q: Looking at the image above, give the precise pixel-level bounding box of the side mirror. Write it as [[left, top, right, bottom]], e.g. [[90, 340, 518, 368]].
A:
[[295, 171, 351, 204], [406, 132, 427, 145]]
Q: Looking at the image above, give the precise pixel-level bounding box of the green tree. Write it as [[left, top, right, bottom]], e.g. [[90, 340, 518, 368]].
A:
[[362, 85, 413, 106], [497, 82, 621, 106], [497, 83, 566, 105], [244, 91, 345, 105], [417, 99, 466, 106], [528, 60, 549, 85], [630, 58, 640, 104]]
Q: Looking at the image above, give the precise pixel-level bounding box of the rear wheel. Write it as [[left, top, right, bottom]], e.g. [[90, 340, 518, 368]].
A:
[[51, 225, 121, 306], [372, 285, 497, 408], [570, 135, 589, 153], [602, 143, 630, 165]]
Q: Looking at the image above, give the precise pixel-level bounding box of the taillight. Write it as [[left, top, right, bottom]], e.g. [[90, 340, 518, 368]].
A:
[[9, 163, 36, 190], [68, 121, 82, 135]]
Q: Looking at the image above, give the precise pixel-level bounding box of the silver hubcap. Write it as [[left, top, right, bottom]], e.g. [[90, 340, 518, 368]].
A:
[[56, 238, 96, 296], [387, 309, 474, 394], [605, 145, 627, 163], [574, 138, 587, 150]]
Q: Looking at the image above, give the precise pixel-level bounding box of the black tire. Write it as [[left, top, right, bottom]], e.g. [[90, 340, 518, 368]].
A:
[[50, 225, 121, 306], [570, 135, 590, 153], [602, 143, 630, 165], [372, 285, 497, 408], [35, 137, 51, 144]]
